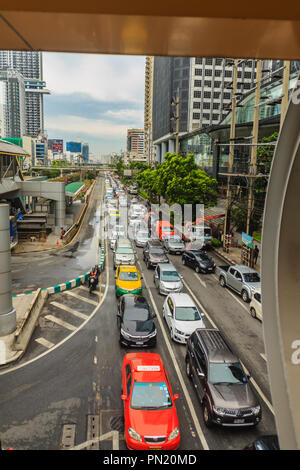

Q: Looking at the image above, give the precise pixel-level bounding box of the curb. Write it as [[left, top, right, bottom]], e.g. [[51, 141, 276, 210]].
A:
[[12, 225, 106, 298]]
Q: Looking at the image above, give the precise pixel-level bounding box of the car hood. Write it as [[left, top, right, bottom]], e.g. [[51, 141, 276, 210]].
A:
[[117, 279, 142, 291], [246, 282, 261, 291], [198, 259, 214, 267], [122, 319, 155, 336], [169, 242, 185, 249], [128, 407, 178, 438], [116, 254, 134, 260], [160, 281, 182, 289], [149, 254, 169, 262], [210, 382, 258, 409], [174, 319, 205, 333]]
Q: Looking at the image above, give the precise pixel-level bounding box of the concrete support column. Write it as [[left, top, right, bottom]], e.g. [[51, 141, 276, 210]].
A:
[[161, 141, 168, 162], [155, 144, 161, 163], [0, 204, 16, 336], [55, 182, 66, 228], [168, 139, 175, 154]]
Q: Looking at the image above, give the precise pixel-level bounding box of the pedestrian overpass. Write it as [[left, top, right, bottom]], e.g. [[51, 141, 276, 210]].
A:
[[1, 1, 300, 449]]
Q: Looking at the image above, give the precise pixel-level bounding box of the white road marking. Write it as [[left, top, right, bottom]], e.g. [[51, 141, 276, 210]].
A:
[[212, 274, 250, 314], [50, 301, 89, 320], [141, 267, 209, 450], [62, 290, 98, 305], [78, 285, 100, 296], [94, 356, 97, 365], [44, 315, 76, 331], [182, 279, 275, 415], [194, 273, 207, 288], [260, 353, 267, 362], [35, 337, 55, 349]]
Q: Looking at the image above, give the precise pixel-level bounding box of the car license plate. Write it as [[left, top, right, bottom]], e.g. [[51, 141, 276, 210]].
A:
[[176, 251, 180, 254], [234, 419, 245, 424], [136, 342, 143, 345], [150, 447, 162, 450]]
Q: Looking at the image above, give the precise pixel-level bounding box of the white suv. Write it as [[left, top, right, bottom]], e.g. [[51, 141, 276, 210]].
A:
[[162, 293, 205, 343]]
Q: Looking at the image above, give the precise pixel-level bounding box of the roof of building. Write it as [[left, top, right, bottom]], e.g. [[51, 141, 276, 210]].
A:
[[0, 139, 29, 156], [65, 182, 85, 197]]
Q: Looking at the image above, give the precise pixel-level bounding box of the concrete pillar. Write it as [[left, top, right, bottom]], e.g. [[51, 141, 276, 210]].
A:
[[0, 204, 16, 336], [168, 139, 175, 154], [161, 141, 168, 162], [155, 144, 161, 163], [55, 183, 66, 228]]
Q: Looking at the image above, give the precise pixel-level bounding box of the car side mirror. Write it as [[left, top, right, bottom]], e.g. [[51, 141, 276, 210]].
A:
[[173, 394, 179, 400], [121, 394, 127, 401]]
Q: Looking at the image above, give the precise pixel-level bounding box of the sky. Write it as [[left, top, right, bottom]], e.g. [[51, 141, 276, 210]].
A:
[[43, 53, 145, 160]]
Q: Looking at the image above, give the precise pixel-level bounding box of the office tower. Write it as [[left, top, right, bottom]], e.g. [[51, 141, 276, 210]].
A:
[[144, 56, 154, 165], [0, 69, 26, 138], [66, 140, 89, 162], [0, 51, 49, 137], [127, 129, 144, 155], [48, 139, 64, 154]]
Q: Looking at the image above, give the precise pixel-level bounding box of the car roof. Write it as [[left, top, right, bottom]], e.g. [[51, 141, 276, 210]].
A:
[[119, 265, 138, 272], [232, 265, 259, 274], [194, 329, 238, 363], [169, 293, 196, 307], [125, 353, 165, 382]]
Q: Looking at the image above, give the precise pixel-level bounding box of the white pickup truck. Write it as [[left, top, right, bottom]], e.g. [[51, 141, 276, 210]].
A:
[[216, 264, 261, 302]]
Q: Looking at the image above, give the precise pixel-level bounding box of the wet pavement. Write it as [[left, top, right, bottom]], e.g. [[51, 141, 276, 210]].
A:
[[11, 178, 103, 295]]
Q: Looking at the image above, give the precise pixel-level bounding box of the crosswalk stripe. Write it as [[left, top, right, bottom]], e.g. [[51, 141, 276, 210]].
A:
[[35, 337, 55, 349], [45, 315, 76, 331], [50, 301, 89, 320], [62, 290, 98, 305], [78, 285, 98, 296]]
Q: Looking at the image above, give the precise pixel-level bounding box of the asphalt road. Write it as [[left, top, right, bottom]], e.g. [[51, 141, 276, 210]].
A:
[[0, 180, 277, 450]]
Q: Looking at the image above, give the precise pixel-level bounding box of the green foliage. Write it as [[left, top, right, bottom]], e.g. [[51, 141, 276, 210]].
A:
[[212, 238, 222, 247]]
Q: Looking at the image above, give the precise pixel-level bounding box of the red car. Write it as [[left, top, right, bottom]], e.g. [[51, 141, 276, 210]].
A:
[[121, 352, 180, 450]]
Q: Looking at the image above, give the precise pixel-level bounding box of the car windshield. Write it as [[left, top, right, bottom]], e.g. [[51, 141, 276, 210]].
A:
[[116, 248, 133, 254], [243, 273, 260, 282], [150, 248, 165, 254], [124, 307, 150, 321], [137, 232, 149, 239], [119, 271, 139, 281], [175, 306, 201, 321], [195, 253, 211, 262], [161, 271, 180, 282], [169, 237, 182, 244], [209, 362, 247, 385], [162, 227, 173, 232], [131, 382, 172, 410]]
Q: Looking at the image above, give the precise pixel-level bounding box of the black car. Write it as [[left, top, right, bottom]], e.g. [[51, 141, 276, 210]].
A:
[[182, 250, 216, 273], [143, 242, 169, 269], [244, 435, 280, 450], [117, 294, 157, 347], [185, 329, 262, 428]]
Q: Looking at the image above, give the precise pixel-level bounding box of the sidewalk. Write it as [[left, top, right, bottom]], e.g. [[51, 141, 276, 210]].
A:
[[213, 236, 261, 273]]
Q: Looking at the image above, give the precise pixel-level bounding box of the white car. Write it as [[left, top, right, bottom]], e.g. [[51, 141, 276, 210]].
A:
[[250, 289, 262, 321], [162, 293, 205, 344]]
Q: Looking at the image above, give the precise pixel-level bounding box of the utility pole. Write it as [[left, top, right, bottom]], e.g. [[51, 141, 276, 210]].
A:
[[223, 59, 238, 251], [280, 60, 290, 129], [246, 59, 262, 241], [171, 93, 180, 154]]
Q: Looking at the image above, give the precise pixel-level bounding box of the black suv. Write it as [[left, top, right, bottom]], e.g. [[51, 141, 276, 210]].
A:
[[117, 294, 157, 347], [185, 329, 261, 427], [182, 250, 216, 274], [143, 240, 169, 269]]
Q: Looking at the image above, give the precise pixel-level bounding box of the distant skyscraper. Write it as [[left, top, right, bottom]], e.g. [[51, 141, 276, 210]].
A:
[[0, 69, 26, 138], [0, 51, 49, 137], [144, 56, 154, 165], [127, 129, 144, 154], [48, 139, 64, 154]]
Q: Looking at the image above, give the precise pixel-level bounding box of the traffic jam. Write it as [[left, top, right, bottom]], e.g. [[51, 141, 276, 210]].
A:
[[103, 173, 275, 451]]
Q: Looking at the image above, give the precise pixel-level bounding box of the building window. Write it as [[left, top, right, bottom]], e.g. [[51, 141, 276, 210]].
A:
[[225, 70, 232, 78], [195, 58, 203, 64], [213, 103, 219, 109], [205, 69, 212, 76], [212, 114, 219, 121], [205, 58, 213, 65], [203, 91, 211, 98], [214, 81, 221, 88], [195, 68, 202, 75], [193, 102, 201, 109], [202, 113, 210, 120], [215, 58, 223, 66], [193, 113, 200, 119], [203, 102, 211, 109], [204, 80, 212, 87], [215, 69, 221, 77], [194, 80, 201, 87], [194, 90, 201, 98]]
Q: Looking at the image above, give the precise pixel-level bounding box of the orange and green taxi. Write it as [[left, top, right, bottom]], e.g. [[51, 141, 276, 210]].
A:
[[115, 265, 142, 297]]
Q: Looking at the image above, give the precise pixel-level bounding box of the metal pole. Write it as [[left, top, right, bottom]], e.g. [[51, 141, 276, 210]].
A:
[[223, 59, 238, 250], [0, 204, 16, 336], [246, 60, 262, 239], [176, 96, 179, 154]]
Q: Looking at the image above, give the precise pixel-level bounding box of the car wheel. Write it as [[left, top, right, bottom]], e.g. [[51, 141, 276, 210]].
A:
[[170, 327, 174, 341], [250, 307, 257, 318], [195, 265, 200, 273], [147, 260, 150, 269], [182, 257, 186, 265], [203, 402, 213, 428], [219, 276, 226, 287], [186, 359, 192, 378], [242, 290, 250, 303]]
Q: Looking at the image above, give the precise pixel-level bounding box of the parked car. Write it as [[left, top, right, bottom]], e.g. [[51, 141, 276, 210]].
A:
[[217, 264, 261, 302], [243, 435, 279, 450], [182, 250, 216, 274], [162, 293, 205, 343], [143, 245, 169, 269], [163, 236, 185, 254], [154, 263, 183, 295], [121, 352, 180, 450], [115, 265, 142, 297], [185, 328, 262, 427], [117, 294, 157, 347], [134, 229, 150, 247], [250, 289, 262, 320], [114, 246, 136, 268]]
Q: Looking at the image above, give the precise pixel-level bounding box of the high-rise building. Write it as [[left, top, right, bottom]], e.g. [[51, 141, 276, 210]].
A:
[[144, 56, 154, 165], [152, 56, 257, 162], [127, 128, 144, 155], [48, 139, 63, 154], [0, 51, 50, 137], [66, 140, 89, 162], [0, 69, 26, 139]]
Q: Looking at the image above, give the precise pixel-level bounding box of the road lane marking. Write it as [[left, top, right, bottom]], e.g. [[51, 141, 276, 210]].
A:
[[50, 301, 89, 320], [260, 353, 267, 362], [62, 290, 98, 305], [140, 264, 209, 450], [193, 273, 207, 288], [182, 278, 275, 416], [212, 274, 251, 314], [35, 337, 55, 349], [44, 315, 76, 331], [78, 285, 98, 296]]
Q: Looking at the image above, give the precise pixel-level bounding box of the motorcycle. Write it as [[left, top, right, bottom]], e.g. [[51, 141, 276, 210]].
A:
[[89, 275, 98, 294]]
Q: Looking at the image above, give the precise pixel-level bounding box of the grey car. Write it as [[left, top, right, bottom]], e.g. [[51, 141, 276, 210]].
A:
[[134, 229, 150, 247], [154, 263, 183, 295], [217, 264, 261, 302], [185, 328, 261, 427], [143, 245, 169, 269], [163, 235, 185, 254], [113, 246, 136, 268]]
